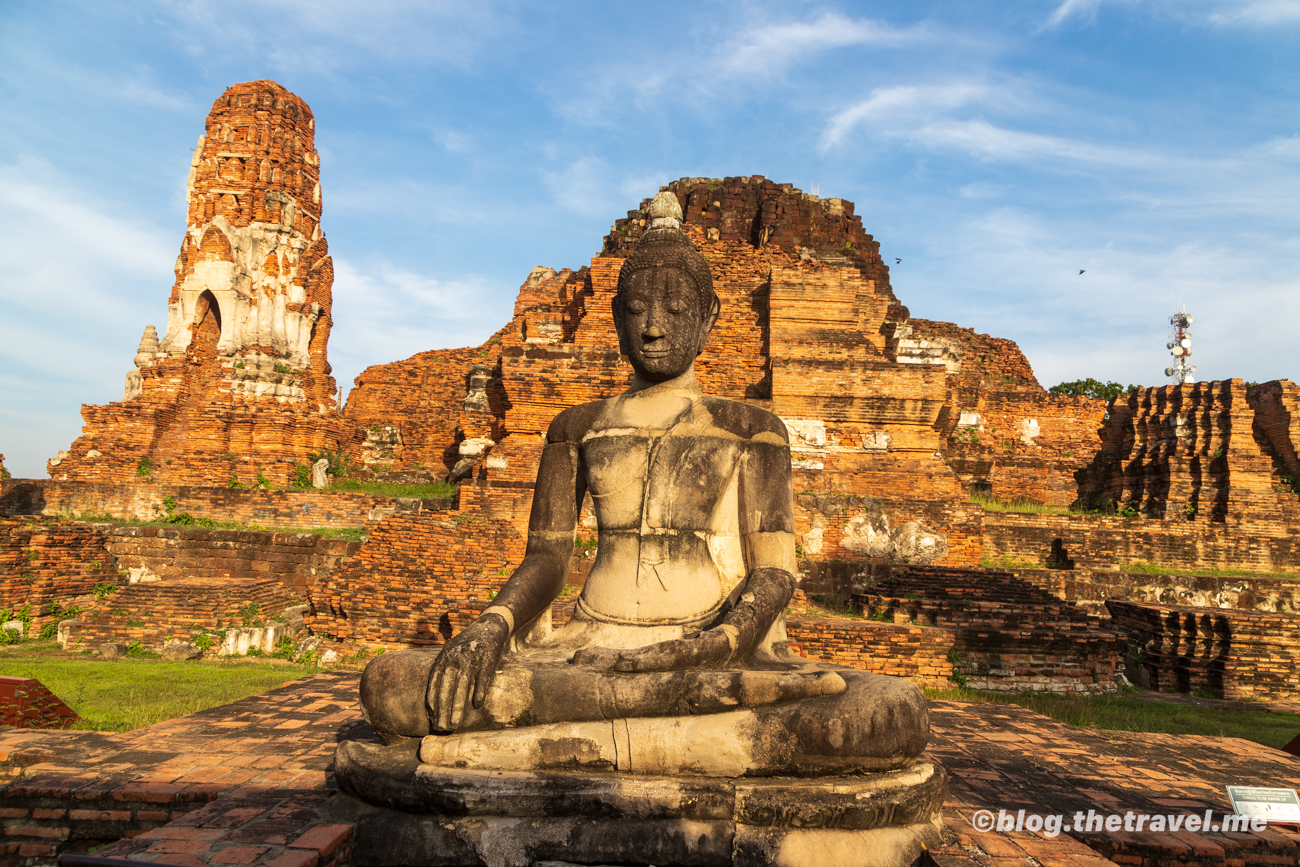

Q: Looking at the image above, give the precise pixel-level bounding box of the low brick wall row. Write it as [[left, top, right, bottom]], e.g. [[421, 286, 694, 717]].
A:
[[1106, 597, 1300, 700], [1010, 567, 1300, 619], [105, 526, 360, 596], [0, 479, 452, 531], [0, 518, 117, 621], [853, 566, 1126, 693], [308, 513, 528, 646], [786, 616, 957, 687], [63, 575, 305, 653], [983, 511, 1300, 574]]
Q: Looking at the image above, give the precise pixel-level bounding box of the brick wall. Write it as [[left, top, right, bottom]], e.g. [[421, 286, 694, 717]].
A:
[[0, 518, 116, 624], [2, 518, 357, 639], [983, 511, 1300, 573], [63, 575, 304, 652], [0, 479, 450, 531], [856, 566, 1126, 693], [1107, 598, 1300, 700], [1081, 380, 1300, 523], [1008, 567, 1300, 620], [103, 526, 359, 595], [786, 616, 957, 687], [307, 513, 527, 646]]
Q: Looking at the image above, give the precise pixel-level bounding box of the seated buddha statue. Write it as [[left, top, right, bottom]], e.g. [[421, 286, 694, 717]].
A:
[[339, 192, 929, 783]]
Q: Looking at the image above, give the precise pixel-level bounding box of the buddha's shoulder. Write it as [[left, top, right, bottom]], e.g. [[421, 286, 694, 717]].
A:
[[546, 399, 613, 443], [700, 397, 790, 443]]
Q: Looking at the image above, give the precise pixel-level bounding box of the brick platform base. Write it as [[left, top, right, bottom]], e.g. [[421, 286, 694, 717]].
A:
[[62, 575, 305, 653], [854, 566, 1128, 693], [3, 673, 1300, 867]]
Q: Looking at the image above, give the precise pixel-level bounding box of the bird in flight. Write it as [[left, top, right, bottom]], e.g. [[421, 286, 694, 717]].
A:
[[895, 258, 901, 264], [1079, 269, 1085, 275]]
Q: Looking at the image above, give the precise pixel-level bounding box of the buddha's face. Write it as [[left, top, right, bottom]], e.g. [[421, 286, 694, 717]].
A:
[[616, 267, 716, 382]]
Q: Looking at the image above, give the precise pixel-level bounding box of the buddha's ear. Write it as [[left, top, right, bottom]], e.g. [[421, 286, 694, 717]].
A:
[[698, 294, 720, 353], [612, 293, 630, 356], [704, 294, 720, 333]]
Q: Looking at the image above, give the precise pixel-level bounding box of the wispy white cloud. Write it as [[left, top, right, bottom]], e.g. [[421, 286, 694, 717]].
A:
[[329, 258, 507, 392], [1042, 0, 1106, 30], [904, 204, 1300, 389], [1044, 0, 1300, 28], [539, 155, 672, 220], [553, 10, 948, 127], [822, 82, 991, 149], [0, 158, 177, 476], [717, 12, 928, 78], [1201, 0, 1300, 25]]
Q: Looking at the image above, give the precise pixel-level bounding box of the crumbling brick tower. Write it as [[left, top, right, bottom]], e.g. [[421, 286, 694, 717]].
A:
[[52, 81, 345, 486]]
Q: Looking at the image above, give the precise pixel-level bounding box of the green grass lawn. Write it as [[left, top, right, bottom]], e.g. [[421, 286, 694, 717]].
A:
[[925, 686, 1300, 750], [0, 641, 320, 732]]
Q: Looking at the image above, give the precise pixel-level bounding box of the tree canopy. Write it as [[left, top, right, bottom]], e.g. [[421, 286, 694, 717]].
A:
[[1048, 378, 1141, 401]]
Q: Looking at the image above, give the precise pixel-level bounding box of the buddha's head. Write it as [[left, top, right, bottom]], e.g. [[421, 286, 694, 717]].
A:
[[613, 192, 721, 383]]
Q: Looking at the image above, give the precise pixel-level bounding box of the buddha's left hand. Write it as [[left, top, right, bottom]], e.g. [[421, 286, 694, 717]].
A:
[[426, 612, 511, 732], [573, 567, 797, 672]]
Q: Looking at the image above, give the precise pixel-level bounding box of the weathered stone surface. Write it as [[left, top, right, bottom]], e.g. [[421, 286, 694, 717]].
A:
[[331, 756, 946, 867], [310, 457, 329, 489], [161, 639, 202, 661]]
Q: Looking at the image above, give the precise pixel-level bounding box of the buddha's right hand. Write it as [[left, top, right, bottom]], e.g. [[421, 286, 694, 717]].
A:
[[426, 612, 511, 732]]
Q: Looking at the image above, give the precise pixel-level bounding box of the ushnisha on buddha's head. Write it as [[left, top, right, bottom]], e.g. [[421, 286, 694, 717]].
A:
[[613, 191, 721, 384]]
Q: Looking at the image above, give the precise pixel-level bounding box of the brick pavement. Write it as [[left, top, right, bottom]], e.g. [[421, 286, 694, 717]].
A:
[[3, 672, 1300, 865]]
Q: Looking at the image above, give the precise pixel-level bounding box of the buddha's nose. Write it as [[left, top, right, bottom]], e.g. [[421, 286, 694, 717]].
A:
[[643, 324, 666, 340]]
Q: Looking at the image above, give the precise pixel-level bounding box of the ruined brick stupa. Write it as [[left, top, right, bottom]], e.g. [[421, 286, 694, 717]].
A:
[[52, 80, 345, 486]]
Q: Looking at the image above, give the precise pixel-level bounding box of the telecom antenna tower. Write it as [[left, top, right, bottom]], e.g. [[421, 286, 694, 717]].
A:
[[1164, 309, 1196, 385]]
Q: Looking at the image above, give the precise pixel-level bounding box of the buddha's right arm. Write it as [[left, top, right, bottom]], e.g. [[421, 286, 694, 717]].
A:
[[427, 414, 586, 731], [481, 430, 585, 635]]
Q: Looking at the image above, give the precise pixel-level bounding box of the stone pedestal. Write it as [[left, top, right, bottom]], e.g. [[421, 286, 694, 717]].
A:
[[332, 742, 946, 867]]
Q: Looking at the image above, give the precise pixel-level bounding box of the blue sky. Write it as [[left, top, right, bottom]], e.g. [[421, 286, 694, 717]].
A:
[[2, 0, 1298, 477]]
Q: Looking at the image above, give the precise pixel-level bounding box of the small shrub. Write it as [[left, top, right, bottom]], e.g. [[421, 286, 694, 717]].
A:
[[125, 642, 159, 659], [136, 456, 155, 478], [92, 583, 118, 601], [238, 603, 262, 627], [946, 648, 967, 687], [274, 363, 289, 374], [291, 464, 312, 489], [227, 476, 246, 489], [271, 637, 294, 660], [256, 471, 271, 489]]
